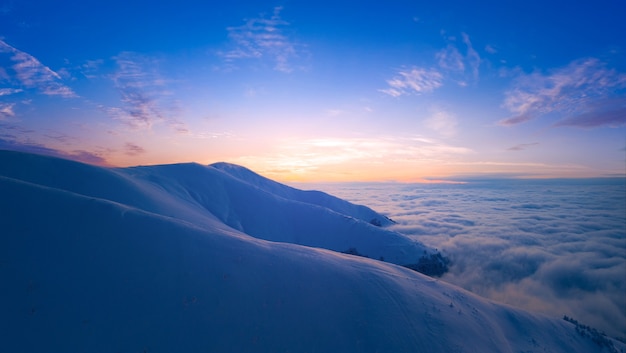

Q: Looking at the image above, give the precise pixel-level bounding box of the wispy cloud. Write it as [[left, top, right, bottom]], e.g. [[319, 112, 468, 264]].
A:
[[0, 122, 34, 138], [0, 39, 76, 97], [0, 103, 16, 119], [110, 53, 166, 130], [79, 59, 104, 79], [462, 33, 481, 81], [105, 52, 186, 132], [382, 32, 481, 96], [180, 129, 230, 139], [0, 67, 9, 81], [42, 131, 77, 144], [124, 142, 146, 156], [0, 88, 23, 96], [507, 142, 539, 151], [485, 45, 497, 54], [500, 58, 626, 127], [425, 107, 458, 137], [233, 135, 472, 179], [0, 134, 110, 166], [326, 109, 345, 117], [380, 68, 443, 97], [436, 46, 465, 72], [553, 97, 626, 128], [220, 6, 305, 73], [435, 32, 481, 85]]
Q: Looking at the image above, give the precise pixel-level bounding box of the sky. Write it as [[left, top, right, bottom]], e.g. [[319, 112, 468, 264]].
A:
[[1, 0, 625, 181]]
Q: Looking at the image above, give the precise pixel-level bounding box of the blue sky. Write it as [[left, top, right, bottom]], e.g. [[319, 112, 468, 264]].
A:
[[1, 0, 625, 181]]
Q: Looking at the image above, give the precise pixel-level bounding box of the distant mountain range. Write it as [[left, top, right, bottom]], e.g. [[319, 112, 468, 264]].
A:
[[1, 149, 622, 352]]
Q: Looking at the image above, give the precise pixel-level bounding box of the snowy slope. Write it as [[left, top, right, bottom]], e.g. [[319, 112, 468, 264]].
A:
[[124, 162, 426, 265], [0, 150, 228, 230], [0, 150, 436, 266], [210, 161, 394, 226], [1, 150, 624, 353]]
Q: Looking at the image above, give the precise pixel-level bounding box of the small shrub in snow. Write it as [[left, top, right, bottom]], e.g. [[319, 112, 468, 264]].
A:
[[563, 316, 621, 353], [403, 253, 450, 277], [342, 247, 368, 258], [369, 218, 382, 227], [341, 248, 385, 262]]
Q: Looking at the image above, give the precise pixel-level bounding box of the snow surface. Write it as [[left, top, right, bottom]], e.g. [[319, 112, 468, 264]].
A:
[[1, 150, 623, 352]]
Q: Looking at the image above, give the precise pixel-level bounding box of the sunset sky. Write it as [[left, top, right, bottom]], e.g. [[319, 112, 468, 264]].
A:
[[1, 0, 625, 181]]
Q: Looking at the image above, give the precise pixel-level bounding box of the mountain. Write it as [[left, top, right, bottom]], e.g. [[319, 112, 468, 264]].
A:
[[0, 150, 438, 267], [1, 150, 623, 353]]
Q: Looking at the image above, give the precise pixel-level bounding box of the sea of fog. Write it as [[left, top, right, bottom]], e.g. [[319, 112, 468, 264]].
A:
[[294, 178, 626, 338]]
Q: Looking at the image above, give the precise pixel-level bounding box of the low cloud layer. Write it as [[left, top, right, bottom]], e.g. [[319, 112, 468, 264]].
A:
[[311, 179, 626, 338]]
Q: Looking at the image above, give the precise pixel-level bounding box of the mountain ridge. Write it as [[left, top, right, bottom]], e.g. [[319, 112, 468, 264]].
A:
[[0, 150, 436, 266], [210, 161, 394, 227]]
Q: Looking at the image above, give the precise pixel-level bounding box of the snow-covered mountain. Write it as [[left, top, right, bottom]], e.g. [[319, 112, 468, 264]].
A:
[[1, 150, 623, 353], [0, 150, 437, 267]]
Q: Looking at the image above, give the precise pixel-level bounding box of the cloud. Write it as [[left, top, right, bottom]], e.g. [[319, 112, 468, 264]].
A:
[[64, 150, 111, 165], [124, 142, 146, 156], [507, 142, 539, 151], [42, 131, 77, 144], [0, 88, 23, 96], [109, 53, 166, 129], [425, 108, 458, 137], [313, 178, 626, 337], [553, 97, 626, 128], [105, 52, 186, 132], [0, 67, 9, 81], [436, 46, 465, 72], [188, 131, 235, 139], [500, 58, 626, 127], [485, 45, 497, 54], [79, 59, 104, 79], [220, 6, 305, 73], [234, 135, 472, 179], [380, 67, 443, 97], [326, 109, 345, 117], [382, 32, 480, 95], [0, 103, 16, 119], [0, 122, 34, 138], [435, 32, 481, 85], [462, 33, 481, 81], [0, 39, 76, 98], [0, 135, 110, 166]]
